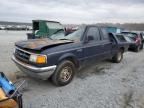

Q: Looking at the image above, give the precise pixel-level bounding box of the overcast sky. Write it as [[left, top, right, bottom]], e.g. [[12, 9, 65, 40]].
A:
[[0, 0, 144, 24]]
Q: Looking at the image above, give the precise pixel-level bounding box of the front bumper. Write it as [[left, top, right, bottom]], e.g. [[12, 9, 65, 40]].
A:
[[12, 56, 56, 80]]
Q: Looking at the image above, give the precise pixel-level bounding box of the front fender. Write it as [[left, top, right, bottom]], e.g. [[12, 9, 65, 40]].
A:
[[58, 53, 79, 67]]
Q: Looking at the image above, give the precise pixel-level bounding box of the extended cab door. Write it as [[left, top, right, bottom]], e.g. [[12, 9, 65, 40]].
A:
[[99, 28, 113, 58], [82, 26, 106, 63]]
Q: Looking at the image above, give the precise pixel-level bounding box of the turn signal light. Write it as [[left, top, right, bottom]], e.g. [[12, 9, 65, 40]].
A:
[[36, 56, 47, 64]]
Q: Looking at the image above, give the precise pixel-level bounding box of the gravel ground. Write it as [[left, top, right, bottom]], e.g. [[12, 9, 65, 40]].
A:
[[0, 30, 27, 80], [0, 31, 144, 108]]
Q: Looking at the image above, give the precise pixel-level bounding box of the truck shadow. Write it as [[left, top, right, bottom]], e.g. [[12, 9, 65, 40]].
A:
[[14, 60, 112, 95], [14, 71, 56, 94], [15, 60, 112, 89], [76, 60, 112, 80]]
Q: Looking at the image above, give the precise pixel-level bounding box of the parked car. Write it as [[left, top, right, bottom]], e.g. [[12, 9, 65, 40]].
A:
[[12, 25, 130, 86], [65, 27, 78, 35], [121, 32, 143, 52]]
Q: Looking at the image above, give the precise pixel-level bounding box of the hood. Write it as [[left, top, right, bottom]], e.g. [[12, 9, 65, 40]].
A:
[[15, 38, 73, 51]]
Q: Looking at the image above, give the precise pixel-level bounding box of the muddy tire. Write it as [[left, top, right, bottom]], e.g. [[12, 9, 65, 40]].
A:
[[140, 43, 143, 50], [52, 60, 76, 86], [135, 45, 140, 52], [112, 50, 123, 63]]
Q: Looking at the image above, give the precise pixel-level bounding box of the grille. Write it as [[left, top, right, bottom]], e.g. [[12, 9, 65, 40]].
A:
[[15, 48, 30, 62]]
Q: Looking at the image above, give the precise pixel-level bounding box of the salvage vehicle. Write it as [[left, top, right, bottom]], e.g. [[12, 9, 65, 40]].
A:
[[65, 26, 78, 35], [27, 20, 65, 39], [12, 25, 130, 86], [121, 32, 143, 52]]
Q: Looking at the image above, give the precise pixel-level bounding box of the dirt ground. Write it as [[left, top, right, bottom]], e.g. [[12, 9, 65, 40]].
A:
[[0, 31, 144, 108]]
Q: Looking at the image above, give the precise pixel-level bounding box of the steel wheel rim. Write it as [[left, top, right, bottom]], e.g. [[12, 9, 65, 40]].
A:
[[60, 66, 72, 82]]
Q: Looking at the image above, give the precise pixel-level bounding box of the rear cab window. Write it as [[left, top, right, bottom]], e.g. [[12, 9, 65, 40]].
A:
[[116, 35, 126, 42]]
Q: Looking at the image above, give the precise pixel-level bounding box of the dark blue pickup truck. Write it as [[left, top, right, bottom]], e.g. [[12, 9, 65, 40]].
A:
[[12, 25, 129, 86]]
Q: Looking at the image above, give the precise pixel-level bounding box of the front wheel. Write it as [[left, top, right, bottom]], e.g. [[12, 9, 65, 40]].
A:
[[112, 50, 123, 63], [52, 60, 76, 86]]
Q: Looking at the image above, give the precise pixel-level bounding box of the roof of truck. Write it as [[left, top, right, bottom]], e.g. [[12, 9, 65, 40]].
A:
[[32, 20, 61, 24]]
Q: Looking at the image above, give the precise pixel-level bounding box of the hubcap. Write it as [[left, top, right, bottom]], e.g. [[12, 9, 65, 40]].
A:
[[60, 66, 72, 82]]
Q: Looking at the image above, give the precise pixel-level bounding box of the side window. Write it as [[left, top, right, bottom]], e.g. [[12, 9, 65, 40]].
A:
[[101, 28, 109, 40], [86, 27, 101, 41]]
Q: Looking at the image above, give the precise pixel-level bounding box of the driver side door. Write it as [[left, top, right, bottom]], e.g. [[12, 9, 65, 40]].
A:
[[83, 26, 104, 63]]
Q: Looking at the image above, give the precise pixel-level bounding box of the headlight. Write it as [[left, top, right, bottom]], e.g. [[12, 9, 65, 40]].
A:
[[29, 55, 47, 64]]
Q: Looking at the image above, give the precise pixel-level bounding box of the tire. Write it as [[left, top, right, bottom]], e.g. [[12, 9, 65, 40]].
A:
[[52, 60, 76, 86], [112, 50, 123, 63], [140, 43, 143, 50], [135, 45, 140, 52]]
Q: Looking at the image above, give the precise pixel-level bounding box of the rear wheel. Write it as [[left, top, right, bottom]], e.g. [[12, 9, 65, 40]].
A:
[[52, 60, 76, 86], [135, 45, 140, 52], [140, 43, 143, 50], [112, 50, 123, 63]]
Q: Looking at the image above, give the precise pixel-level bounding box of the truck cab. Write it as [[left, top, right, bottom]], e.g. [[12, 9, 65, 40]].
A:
[[27, 20, 65, 39]]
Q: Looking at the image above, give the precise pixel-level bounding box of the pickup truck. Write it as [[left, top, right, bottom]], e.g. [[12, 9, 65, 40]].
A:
[[12, 25, 129, 86]]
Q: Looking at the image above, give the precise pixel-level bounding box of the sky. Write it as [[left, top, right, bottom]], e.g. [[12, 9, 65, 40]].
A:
[[0, 0, 144, 24]]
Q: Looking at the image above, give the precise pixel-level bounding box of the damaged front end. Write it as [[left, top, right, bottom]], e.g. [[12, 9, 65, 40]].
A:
[[12, 38, 73, 80]]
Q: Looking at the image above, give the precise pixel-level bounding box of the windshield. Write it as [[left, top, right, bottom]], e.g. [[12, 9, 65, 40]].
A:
[[50, 26, 85, 41]]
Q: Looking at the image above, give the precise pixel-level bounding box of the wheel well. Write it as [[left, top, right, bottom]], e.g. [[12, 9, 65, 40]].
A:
[[120, 47, 124, 53], [59, 57, 79, 68]]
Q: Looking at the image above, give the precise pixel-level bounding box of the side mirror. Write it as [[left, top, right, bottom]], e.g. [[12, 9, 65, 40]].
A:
[[87, 35, 94, 41]]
